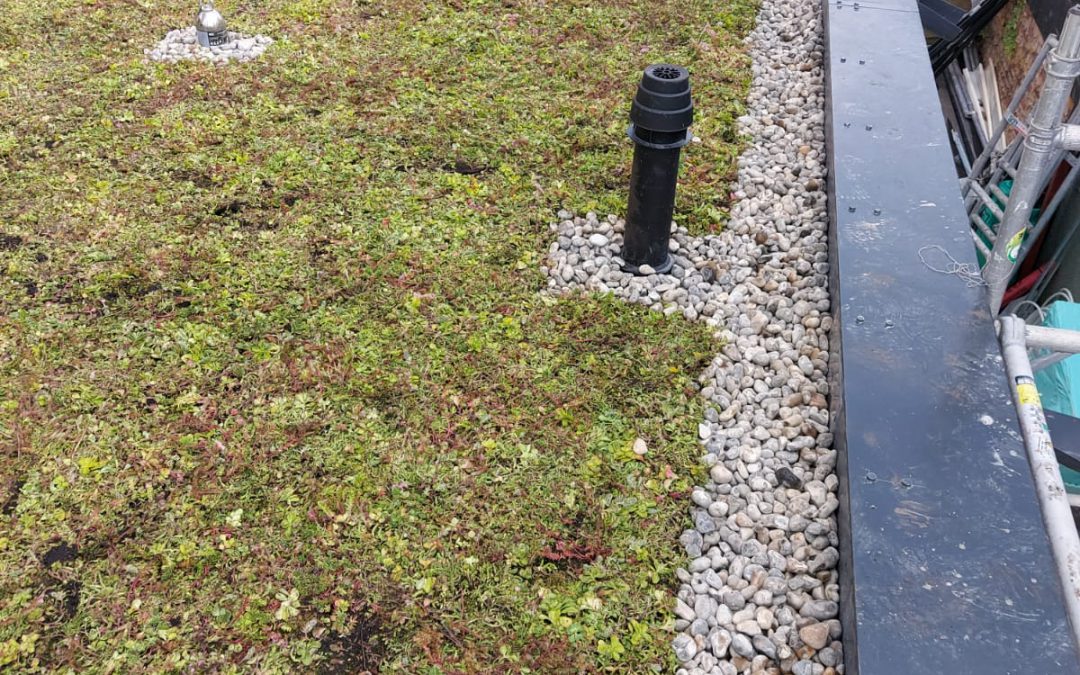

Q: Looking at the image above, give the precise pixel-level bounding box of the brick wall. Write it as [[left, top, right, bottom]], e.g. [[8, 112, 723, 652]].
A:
[[980, 0, 1047, 136]]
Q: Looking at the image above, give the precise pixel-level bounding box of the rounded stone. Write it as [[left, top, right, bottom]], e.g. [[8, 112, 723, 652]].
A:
[[799, 622, 830, 650]]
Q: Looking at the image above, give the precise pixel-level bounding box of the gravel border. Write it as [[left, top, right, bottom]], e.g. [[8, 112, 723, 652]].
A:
[[541, 0, 839, 671], [145, 27, 273, 65]]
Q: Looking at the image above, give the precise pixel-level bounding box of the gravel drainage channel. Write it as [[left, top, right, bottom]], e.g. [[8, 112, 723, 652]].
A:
[[540, 0, 837, 671]]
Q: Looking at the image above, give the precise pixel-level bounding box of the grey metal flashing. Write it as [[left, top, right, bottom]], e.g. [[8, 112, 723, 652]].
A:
[[822, 0, 1080, 672]]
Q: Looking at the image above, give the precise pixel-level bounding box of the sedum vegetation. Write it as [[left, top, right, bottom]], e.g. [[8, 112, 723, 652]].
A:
[[0, 0, 756, 671]]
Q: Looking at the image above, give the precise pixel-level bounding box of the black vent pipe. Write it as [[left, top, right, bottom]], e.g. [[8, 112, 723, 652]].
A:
[[622, 64, 694, 275]]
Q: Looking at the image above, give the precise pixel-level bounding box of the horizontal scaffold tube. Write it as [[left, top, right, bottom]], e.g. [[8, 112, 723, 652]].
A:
[[1058, 123, 1080, 151], [1026, 323, 1080, 354]]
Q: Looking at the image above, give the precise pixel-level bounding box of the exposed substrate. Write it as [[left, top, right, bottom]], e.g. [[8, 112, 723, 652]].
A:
[[541, 0, 839, 671]]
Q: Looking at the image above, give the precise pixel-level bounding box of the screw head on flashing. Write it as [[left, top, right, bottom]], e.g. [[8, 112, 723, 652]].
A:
[[865, 125, 873, 130], [873, 208, 881, 215], [843, 122, 851, 128], [848, 206, 856, 213], [840, 57, 847, 63], [859, 59, 866, 64]]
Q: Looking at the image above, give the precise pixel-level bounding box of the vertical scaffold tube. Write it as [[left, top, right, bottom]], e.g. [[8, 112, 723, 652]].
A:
[[984, 7, 1080, 315]]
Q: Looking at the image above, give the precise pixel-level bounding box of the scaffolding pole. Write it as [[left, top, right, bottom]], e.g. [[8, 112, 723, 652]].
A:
[[999, 315, 1080, 652], [984, 7, 1080, 314]]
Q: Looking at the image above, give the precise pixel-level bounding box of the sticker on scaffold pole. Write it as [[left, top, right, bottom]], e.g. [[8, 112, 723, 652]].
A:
[[1006, 229, 1025, 263], [1007, 114, 1028, 137], [1015, 375, 1042, 407]]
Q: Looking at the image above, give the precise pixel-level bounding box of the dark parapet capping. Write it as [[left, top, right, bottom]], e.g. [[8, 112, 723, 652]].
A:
[[823, 0, 1080, 672]]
